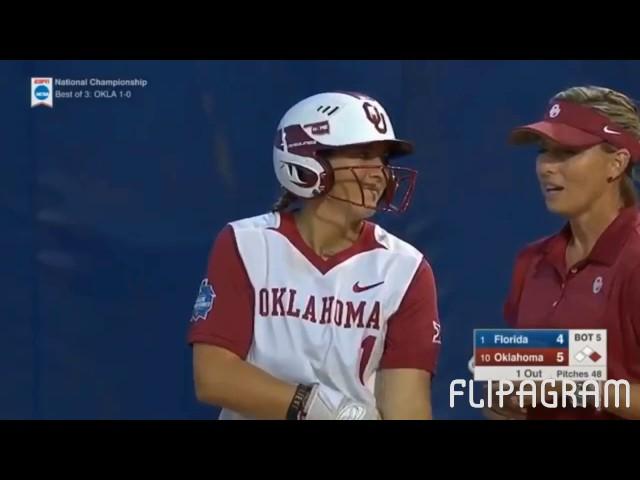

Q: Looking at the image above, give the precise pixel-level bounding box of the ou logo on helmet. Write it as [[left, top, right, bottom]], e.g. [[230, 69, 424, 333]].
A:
[[549, 104, 561, 118], [363, 102, 388, 134]]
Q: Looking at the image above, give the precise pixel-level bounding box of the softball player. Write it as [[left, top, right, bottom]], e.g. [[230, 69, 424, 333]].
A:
[[187, 92, 441, 420]]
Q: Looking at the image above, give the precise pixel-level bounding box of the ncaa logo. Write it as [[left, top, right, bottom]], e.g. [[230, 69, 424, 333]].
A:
[[549, 104, 561, 118], [31, 77, 54, 108]]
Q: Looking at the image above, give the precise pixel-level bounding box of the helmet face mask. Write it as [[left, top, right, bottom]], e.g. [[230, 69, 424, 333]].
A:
[[327, 164, 417, 214], [380, 166, 417, 213], [273, 91, 417, 213]]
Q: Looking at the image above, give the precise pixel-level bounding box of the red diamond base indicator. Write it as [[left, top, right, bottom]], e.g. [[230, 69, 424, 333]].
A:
[[589, 351, 601, 362]]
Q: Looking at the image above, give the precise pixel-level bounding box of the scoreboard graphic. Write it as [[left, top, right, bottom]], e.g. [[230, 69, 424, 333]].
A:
[[473, 329, 607, 381]]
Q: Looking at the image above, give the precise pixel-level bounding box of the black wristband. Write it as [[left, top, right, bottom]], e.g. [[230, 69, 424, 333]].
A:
[[286, 384, 313, 420]]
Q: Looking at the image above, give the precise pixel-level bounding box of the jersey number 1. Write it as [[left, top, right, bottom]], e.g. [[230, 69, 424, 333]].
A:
[[359, 335, 376, 385]]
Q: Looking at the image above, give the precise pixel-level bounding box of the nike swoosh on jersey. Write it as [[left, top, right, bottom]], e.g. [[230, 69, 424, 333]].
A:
[[352, 281, 385, 293]]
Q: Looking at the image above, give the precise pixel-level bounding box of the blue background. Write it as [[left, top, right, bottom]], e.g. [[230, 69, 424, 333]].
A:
[[2, 60, 638, 419]]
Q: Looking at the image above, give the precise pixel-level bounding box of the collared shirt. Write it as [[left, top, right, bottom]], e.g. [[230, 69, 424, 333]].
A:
[[504, 207, 640, 419]]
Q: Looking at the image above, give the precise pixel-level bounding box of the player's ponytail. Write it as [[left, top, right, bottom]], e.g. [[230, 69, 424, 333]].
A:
[[553, 86, 640, 207], [271, 189, 297, 212]]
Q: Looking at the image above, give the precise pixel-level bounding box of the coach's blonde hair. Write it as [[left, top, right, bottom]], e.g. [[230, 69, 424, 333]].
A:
[[553, 86, 640, 206]]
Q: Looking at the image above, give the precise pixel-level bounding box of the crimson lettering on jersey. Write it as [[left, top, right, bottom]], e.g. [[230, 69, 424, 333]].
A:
[[319, 296, 334, 325], [258, 289, 268, 316], [271, 287, 286, 316], [333, 300, 344, 326], [286, 289, 300, 317], [258, 287, 381, 330], [366, 302, 380, 330], [345, 301, 365, 328], [302, 296, 316, 322]]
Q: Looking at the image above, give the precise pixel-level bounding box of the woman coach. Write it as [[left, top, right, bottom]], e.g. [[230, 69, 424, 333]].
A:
[[495, 86, 640, 420]]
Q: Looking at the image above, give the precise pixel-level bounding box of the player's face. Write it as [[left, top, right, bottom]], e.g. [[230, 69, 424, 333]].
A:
[[326, 143, 391, 219], [536, 139, 612, 217]]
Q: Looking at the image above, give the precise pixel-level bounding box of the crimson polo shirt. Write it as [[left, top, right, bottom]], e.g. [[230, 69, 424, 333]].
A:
[[504, 207, 640, 419]]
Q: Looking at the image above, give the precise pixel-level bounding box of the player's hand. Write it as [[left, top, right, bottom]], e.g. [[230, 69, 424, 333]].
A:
[[469, 358, 526, 420], [482, 383, 527, 420], [512, 380, 565, 407], [303, 384, 381, 420], [581, 381, 605, 411]]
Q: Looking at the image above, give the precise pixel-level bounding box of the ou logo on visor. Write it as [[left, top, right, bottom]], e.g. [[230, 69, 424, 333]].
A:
[[549, 104, 561, 118]]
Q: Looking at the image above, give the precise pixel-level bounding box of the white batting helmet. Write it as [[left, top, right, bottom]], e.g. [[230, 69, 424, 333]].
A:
[[273, 91, 417, 213]]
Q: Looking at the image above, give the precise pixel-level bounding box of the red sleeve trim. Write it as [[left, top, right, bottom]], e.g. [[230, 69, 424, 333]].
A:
[[379, 259, 441, 374], [186, 225, 255, 359]]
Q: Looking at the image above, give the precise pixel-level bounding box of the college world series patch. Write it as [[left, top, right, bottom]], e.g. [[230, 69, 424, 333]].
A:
[[191, 279, 215, 322]]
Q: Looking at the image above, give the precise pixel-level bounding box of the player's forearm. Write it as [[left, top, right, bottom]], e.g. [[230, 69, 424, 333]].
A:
[[375, 368, 432, 419], [601, 382, 640, 419], [380, 401, 432, 420], [193, 344, 297, 419]]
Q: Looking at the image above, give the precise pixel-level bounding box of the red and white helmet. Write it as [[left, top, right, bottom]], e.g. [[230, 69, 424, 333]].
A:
[[273, 91, 417, 213]]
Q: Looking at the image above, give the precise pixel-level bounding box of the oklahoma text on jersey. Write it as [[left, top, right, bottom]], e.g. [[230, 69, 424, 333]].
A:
[[257, 287, 381, 329]]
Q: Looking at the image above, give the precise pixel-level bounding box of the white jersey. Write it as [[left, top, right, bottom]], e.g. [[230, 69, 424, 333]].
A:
[[188, 211, 441, 420]]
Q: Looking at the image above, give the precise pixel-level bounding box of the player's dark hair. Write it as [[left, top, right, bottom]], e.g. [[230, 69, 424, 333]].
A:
[[553, 86, 640, 207], [271, 189, 297, 212]]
